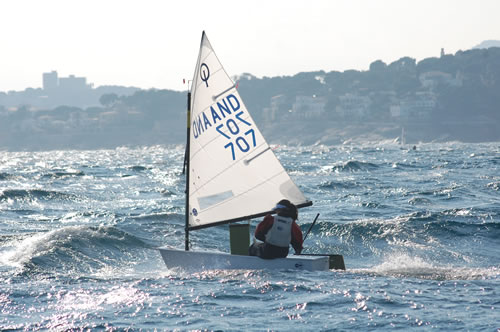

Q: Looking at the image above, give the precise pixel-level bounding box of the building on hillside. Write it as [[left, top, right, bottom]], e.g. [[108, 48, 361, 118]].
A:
[[391, 91, 437, 122], [42, 71, 93, 93], [43, 71, 58, 91], [335, 93, 371, 120], [419, 71, 463, 89], [262, 94, 287, 122], [40, 71, 95, 108], [59, 75, 92, 92], [291, 95, 326, 119]]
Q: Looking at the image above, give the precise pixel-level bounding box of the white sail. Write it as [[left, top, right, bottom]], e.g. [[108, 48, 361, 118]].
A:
[[188, 32, 310, 230]]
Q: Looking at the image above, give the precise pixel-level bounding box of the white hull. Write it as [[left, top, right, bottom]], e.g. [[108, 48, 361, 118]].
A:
[[159, 248, 330, 271]]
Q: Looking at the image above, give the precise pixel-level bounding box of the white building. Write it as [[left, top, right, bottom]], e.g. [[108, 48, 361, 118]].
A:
[[42, 71, 58, 91], [336, 93, 371, 120], [291, 95, 326, 118], [391, 91, 437, 121], [419, 71, 463, 89], [262, 94, 287, 122]]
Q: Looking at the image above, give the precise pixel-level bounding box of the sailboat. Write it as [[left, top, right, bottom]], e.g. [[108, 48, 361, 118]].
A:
[[158, 32, 344, 271]]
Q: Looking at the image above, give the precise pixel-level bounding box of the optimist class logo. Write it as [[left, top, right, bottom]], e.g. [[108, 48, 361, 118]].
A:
[[200, 63, 210, 87]]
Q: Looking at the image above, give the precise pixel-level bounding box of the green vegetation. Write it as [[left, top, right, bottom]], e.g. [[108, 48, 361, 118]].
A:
[[1, 47, 499, 150], [237, 48, 500, 125]]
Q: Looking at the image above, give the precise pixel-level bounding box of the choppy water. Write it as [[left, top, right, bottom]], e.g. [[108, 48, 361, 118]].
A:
[[1, 142, 499, 330]]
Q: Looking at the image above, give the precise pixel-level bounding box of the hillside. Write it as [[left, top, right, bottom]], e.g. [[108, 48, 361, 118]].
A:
[[1, 45, 499, 150]]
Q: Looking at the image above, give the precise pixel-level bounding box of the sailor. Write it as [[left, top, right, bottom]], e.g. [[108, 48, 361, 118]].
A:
[[248, 199, 303, 259]]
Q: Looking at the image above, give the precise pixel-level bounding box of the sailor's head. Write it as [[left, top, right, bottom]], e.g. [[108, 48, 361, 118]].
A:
[[273, 199, 298, 220]]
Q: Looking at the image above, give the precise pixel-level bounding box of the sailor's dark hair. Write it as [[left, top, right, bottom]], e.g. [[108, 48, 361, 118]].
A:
[[275, 199, 298, 220]]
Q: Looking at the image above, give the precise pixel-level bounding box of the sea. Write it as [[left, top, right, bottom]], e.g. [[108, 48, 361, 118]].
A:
[[0, 142, 499, 331]]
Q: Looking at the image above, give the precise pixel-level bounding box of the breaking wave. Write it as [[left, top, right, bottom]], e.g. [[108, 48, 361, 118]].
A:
[[0, 225, 150, 276], [41, 170, 85, 179], [328, 160, 380, 173], [0, 189, 80, 202], [353, 253, 500, 280], [302, 209, 500, 278]]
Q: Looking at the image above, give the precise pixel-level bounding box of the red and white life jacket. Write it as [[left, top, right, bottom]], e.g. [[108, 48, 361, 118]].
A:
[[265, 215, 293, 248]]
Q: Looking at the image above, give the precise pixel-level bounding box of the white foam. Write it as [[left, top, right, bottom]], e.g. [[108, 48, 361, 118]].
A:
[[354, 252, 500, 280], [53, 285, 150, 312], [1, 226, 95, 269]]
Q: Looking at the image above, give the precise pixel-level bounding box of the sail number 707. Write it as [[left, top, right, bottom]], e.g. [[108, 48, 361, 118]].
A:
[[216, 111, 256, 160]]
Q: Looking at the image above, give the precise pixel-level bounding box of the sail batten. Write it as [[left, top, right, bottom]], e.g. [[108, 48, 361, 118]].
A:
[[189, 201, 313, 231], [188, 32, 310, 229], [191, 168, 296, 215], [213, 84, 237, 100], [190, 141, 269, 191]]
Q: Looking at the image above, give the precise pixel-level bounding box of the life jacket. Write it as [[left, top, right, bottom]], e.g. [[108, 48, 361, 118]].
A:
[[265, 215, 293, 248]]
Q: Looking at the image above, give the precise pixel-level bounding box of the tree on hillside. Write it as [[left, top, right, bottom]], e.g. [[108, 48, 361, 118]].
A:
[[99, 93, 119, 108], [389, 57, 416, 72], [369, 60, 387, 72]]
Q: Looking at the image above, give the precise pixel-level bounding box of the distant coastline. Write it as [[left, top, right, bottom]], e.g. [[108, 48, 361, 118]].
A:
[[1, 43, 499, 150]]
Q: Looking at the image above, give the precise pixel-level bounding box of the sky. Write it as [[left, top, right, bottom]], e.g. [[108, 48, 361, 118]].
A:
[[1, 0, 499, 92]]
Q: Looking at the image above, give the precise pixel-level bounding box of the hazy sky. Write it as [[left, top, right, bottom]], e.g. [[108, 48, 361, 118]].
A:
[[1, 0, 499, 92]]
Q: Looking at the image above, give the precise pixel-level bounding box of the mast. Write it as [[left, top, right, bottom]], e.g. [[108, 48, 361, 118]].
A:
[[185, 91, 191, 251]]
